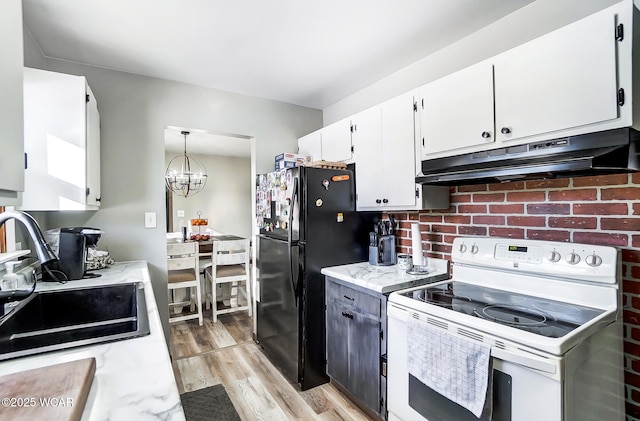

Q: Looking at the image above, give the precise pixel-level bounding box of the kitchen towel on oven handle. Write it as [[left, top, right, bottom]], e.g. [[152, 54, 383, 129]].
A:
[[407, 316, 492, 418]]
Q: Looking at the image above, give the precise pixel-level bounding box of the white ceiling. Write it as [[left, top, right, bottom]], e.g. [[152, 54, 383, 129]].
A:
[[22, 0, 534, 111], [164, 127, 252, 158]]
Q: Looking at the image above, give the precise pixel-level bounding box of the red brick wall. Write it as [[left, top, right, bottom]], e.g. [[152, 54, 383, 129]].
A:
[[390, 172, 640, 419]]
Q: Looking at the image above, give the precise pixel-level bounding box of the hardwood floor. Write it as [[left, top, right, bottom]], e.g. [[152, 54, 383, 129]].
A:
[[170, 309, 374, 420]]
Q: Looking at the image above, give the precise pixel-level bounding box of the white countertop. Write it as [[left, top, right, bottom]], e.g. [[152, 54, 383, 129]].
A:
[[321, 258, 451, 294], [0, 261, 185, 421]]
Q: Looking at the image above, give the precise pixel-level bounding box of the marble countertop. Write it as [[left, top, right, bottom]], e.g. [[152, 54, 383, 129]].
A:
[[0, 261, 185, 421], [321, 258, 451, 294]]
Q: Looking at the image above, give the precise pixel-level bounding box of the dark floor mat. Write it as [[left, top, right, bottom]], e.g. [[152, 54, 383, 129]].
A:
[[180, 384, 241, 421]]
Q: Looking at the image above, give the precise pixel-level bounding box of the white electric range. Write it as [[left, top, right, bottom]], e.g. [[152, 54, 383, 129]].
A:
[[387, 237, 624, 421]]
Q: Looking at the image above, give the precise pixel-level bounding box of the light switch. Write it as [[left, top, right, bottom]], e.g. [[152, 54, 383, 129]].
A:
[[144, 212, 157, 229]]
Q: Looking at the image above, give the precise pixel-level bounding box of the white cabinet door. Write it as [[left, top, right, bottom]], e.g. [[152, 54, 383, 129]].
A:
[[381, 92, 417, 208], [321, 118, 352, 162], [0, 0, 24, 199], [420, 62, 495, 158], [21, 68, 100, 211], [298, 129, 322, 163], [352, 106, 382, 209], [353, 93, 427, 210], [86, 83, 101, 207], [494, 9, 619, 143]]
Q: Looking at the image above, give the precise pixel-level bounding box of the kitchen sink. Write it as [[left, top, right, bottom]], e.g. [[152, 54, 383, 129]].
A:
[[0, 282, 150, 361]]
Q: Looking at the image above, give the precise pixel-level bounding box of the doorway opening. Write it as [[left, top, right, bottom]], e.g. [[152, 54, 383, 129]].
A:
[[164, 126, 254, 240]]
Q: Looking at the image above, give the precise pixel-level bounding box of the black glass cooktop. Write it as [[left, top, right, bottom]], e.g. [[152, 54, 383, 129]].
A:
[[399, 281, 605, 338]]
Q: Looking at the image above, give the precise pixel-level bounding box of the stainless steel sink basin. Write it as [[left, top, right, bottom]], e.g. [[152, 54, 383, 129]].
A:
[[0, 282, 150, 361]]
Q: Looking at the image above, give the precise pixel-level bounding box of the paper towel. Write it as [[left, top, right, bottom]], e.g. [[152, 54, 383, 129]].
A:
[[411, 222, 424, 266]]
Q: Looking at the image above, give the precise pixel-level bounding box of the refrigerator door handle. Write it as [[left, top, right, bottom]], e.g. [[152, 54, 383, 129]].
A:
[[287, 177, 300, 307], [288, 242, 300, 308], [288, 177, 298, 244]]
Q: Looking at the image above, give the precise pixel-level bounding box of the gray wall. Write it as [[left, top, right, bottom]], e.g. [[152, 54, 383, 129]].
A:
[[166, 152, 252, 239], [323, 0, 622, 124], [23, 30, 322, 342]]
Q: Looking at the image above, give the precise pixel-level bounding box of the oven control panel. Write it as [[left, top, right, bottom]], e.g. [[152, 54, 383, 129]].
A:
[[452, 237, 619, 285], [494, 244, 543, 263]]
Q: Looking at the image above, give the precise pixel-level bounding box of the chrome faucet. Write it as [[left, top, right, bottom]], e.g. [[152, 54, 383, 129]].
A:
[[0, 210, 58, 305]]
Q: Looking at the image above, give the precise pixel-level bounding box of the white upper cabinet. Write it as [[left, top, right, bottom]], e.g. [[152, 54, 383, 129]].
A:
[[351, 105, 383, 209], [298, 118, 353, 163], [354, 92, 448, 210], [20, 68, 101, 211], [297, 129, 322, 162], [494, 8, 619, 143], [380, 93, 421, 208], [0, 0, 24, 204], [320, 118, 353, 162], [420, 63, 495, 158], [419, 0, 632, 159], [85, 84, 101, 207]]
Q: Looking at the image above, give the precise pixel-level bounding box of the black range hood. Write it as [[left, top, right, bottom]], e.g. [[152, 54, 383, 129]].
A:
[[416, 128, 640, 185]]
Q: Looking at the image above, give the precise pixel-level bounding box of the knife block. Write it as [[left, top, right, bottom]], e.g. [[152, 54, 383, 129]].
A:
[[369, 235, 396, 266]]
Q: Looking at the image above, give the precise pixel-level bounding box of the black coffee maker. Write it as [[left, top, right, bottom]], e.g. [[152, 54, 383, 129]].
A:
[[44, 227, 103, 281]]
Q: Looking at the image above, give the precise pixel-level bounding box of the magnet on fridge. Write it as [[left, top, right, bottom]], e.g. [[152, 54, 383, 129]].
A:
[[316, 199, 323, 207], [322, 180, 330, 190], [337, 213, 344, 223]]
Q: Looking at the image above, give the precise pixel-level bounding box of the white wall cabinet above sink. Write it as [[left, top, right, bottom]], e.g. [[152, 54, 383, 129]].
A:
[[19, 68, 101, 211], [419, 0, 635, 160], [0, 0, 24, 205]]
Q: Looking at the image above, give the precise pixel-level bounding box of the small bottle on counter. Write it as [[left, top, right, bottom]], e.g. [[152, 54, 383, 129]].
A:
[[2, 261, 20, 290]]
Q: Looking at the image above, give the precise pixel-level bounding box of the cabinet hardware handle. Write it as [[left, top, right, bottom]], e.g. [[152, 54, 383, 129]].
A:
[[341, 311, 354, 319], [481, 131, 491, 139], [376, 199, 382, 204], [616, 23, 624, 42], [343, 295, 354, 301], [618, 88, 625, 106], [382, 198, 389, 204], [500, 127, 511, 135]]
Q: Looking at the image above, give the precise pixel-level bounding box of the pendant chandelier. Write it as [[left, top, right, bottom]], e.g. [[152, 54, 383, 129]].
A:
[[165, 131, 208, 197]]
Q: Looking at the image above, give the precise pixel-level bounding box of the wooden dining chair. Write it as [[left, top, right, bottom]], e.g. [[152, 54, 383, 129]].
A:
[[205, 238, 251, 322], [167, 241, 203, 325]]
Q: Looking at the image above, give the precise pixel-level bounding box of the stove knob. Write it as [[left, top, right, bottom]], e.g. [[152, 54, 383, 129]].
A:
[[566, 252, 581, 265], [470, 244, 479, 254], [585, 254, 603, 267], [459, 243, 467, 253], [547, 250, 561, 262]]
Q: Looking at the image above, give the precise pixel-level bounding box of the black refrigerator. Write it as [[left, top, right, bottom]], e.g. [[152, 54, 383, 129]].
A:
[[255, 166, 376, 390]]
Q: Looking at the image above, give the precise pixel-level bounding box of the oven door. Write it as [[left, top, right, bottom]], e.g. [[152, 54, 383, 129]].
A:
[[387, 303, 563, 421]]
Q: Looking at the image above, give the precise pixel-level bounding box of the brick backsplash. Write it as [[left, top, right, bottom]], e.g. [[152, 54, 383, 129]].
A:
[[388, 172, 640, 420]]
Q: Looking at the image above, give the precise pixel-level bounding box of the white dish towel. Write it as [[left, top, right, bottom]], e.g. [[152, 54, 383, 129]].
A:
[[407, 316, 491, 418]]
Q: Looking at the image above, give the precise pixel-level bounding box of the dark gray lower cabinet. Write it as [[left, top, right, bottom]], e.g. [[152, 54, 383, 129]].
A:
[[326, 276, 386, 417]]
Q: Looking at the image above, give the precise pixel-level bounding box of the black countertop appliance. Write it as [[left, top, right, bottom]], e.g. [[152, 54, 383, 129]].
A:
[[44, 227, 103, 281]]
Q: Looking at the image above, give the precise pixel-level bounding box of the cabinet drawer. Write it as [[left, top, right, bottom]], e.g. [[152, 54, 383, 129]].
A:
[[326, 280, 380, 318]]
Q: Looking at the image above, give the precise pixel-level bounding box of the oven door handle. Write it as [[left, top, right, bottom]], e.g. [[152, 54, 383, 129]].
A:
[[491, 346, 557, 374]]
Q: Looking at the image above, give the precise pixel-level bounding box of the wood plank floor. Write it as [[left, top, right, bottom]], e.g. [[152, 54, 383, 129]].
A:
[[170, 309, 374, 420]]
